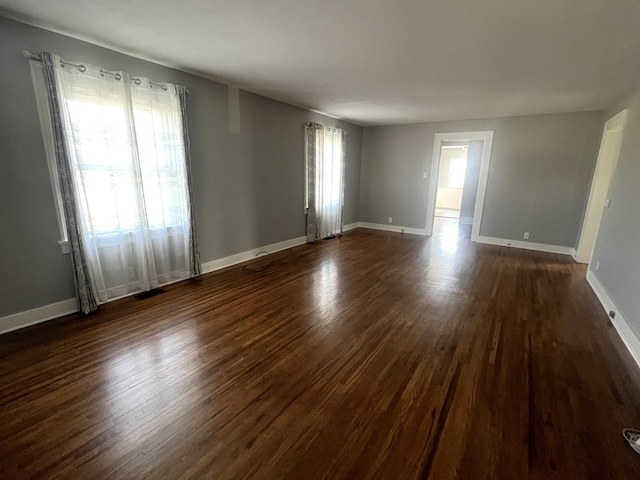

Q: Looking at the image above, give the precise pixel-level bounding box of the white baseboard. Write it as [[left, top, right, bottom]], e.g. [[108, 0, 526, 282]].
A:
[[0, 230, 582, 337], [573, 251, 590, 264], [586, 270, 640, 369], [458, 216, 473, 225], [201, 236, 307, 274], [0, 298, 78, 336], [474, 235, 575, 256], [0, 236, 309, 336], [357, 222, 427, 236], [343, 222, 359, 232]]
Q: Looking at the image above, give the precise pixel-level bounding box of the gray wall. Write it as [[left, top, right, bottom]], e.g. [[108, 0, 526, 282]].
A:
[[460, 140, 483, 220], [0, 16, 362, 317], [589, 84, 640, 339], [359, 112, 602, 246]]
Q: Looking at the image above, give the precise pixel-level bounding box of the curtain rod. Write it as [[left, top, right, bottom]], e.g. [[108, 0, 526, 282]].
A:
[[24, 50, 87, 72], [305, 122, 348, 133], [23, 50, 188, 94]]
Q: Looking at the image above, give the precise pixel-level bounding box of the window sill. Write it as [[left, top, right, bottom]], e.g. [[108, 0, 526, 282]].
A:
[[59, 240, 70, 254]]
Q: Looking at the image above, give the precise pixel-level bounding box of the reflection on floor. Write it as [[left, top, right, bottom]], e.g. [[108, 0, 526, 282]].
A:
[[2, 227, 640, 479], [435, 208, 460, 219], [432, 216, 471, 254]]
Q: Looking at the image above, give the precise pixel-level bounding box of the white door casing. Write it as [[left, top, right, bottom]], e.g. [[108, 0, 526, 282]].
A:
[[575, 109, 628, 264], [425, 131, 494, 241]]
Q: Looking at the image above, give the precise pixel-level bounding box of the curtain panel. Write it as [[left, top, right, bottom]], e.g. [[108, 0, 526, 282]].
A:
[[37, 51, 200, 312], [305, 123, 346, 242], [177, 86, 202, 277], [40, 52, 98, 314]]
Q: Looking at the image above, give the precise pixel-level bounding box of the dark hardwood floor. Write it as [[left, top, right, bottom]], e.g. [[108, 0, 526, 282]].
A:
[[2, 218, 640, 479]]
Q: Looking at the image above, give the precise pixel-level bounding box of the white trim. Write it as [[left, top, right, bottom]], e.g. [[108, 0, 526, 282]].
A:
[[587, 270, 640, 369], [0, 298, 78, 335], [59, 240, 71, 254], [30, 60, 69, 247], [201, 236, 307, 274], [574, 252, 591, 265], [425, 138, 442, 236], [605, 108, 629, 131], [1, 236, 309, 336], [475, 235, 575, 255], [358, 222, 427, 236], [458, 216, 473, 225], [425, 131, 494, 241], [575, 109, 628, 265], [343, 222, 359, 232]]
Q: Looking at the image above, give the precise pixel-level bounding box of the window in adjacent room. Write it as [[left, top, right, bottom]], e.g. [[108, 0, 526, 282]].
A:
[[447, 157, 467, 188]]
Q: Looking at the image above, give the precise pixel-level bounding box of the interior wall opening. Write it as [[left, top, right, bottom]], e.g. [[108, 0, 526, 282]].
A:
[[435, 142, 469, 221], [425, 131, 494, 241]]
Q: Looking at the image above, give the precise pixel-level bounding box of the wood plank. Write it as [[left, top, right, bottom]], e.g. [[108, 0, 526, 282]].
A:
[[1, 220, 640, 479]]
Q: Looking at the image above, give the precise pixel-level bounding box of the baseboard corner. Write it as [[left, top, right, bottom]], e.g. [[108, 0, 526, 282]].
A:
[[343, 222, 360, 232]]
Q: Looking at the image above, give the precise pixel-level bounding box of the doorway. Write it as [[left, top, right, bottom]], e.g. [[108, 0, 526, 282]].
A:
[[435, 142, 468, 221], [575, 109, 628, 264], [426, 131, 494, 240]]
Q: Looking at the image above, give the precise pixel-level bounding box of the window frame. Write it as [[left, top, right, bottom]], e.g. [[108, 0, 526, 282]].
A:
[[30, 61, 188, 252], [30, 60, 70, 253]]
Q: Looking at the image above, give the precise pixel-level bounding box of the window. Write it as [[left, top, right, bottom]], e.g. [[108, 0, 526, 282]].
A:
[[305, 123, 345, 241], [62, 93, 189, 236], [30, 53, 199, 310], [447, 157, 467, 188]]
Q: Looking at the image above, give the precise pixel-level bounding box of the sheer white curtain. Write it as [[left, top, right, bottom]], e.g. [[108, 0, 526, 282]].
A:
[[52, 55, 194, 303], [306, 123, 345, 241], [315, 126, 344, 239]]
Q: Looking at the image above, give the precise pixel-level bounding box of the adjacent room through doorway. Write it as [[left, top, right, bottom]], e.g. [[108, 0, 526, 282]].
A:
[[434, 142, 469, 220], [426, 131, 493, 240]]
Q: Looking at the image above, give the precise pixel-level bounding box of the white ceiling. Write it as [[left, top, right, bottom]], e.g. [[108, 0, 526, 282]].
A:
[[2, 0, 640, 126]]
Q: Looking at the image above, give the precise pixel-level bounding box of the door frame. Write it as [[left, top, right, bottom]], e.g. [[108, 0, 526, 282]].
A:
[[425, 131, 494, 241], [574, 109, 628, 264]]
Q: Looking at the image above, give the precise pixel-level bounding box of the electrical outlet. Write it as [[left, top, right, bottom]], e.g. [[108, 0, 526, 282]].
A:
[[523, 232, 529, 240], [422, 172, 427, 179], [388, 217, 393, 224], [595, 261, 600, 271]]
